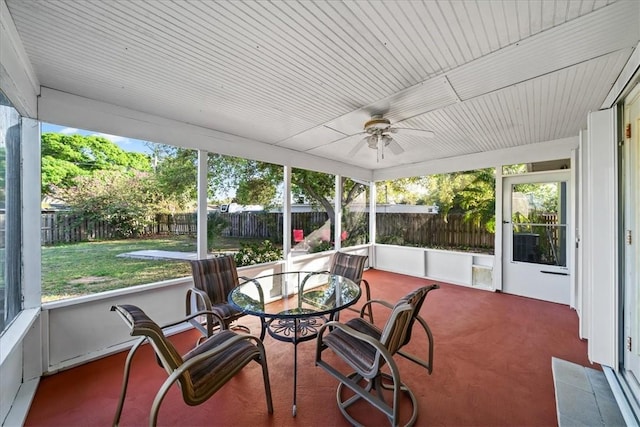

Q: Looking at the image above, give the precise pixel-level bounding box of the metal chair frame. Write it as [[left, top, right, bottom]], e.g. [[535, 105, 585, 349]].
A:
[[186, 255, 265, 341], [111, 304, 273, 427], [327, 252, 374, 322], [357, 292, 437, 374], [315, 285, 438, 427]]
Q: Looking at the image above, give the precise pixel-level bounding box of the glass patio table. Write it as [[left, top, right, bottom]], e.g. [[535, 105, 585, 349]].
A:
[[228, 271, 361, 416]]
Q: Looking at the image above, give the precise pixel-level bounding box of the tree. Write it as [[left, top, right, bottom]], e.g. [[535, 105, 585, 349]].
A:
[[59, 170, 162, 237], [235, 178, 277, 207], [375, 177, 430, 204], [41, 133, 151, 194], [424, 168, 496, 232], [153, 146, 198, 211], [458, 168, 496, 232]]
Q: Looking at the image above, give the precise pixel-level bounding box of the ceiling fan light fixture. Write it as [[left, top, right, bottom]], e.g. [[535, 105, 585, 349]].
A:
[[366, 135, 378, 149], [344, 113, 433, 161]]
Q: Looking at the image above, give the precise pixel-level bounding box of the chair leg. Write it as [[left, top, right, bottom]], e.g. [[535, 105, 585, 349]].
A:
[[113, 338, 146, 427], [362, 280, 373, 323], [397, 315, 434, 374], [334, 370, 418, 427], [150, 371, 183, 427], [345, 280, 374, 322], [257, 344, 274, 413]]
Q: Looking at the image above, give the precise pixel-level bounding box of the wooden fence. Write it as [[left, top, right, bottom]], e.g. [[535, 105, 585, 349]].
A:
[[221, 212, 329, 240], [376, 213, 494, 249], [40, 212, 199, 244], [37, 210, 497, 249]]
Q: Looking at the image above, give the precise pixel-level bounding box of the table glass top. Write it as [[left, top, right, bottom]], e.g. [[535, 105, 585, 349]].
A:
[[229, 271, 361, 319]]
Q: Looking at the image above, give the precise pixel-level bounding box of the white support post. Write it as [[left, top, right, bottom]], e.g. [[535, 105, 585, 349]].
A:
[[369, 181, 376, 266], [369, 181, 376, 245], [22, 117, 41, 308], [494, 165, 503, 291], [283, 166, 292, 271], [335, 175, 342, 251], [196, 150, 208, 259]]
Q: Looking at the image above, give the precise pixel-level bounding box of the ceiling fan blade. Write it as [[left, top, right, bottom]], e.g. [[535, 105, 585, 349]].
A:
[[347, 137, 368, 157], [331, 131, 366, 145], [387, 139, 405, 155], [391, 127, 434, 137]]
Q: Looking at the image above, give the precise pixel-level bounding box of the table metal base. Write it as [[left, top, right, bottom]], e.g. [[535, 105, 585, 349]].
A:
[[267, 315, 327, 416]]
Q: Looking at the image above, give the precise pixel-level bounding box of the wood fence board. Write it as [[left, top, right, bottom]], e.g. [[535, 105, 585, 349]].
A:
[[33, 211, 512, 250]]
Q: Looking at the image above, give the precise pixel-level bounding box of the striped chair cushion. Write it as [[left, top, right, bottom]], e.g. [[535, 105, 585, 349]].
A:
[[380, 286, 431, 354], [323, 317, 382, 374], [190, 255, 240, 305], [322, 286, 432, 377], [183, 330, 261, 400], [329, 252, 368, 283]]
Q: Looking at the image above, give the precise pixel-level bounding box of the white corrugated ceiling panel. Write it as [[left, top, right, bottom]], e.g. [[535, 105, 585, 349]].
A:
[[447, 0, 636, 102], [4, 0, 636, 173]]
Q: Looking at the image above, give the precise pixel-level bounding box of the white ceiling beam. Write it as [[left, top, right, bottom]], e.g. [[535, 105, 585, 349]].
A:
[[0, 0, 39, 117], [601, 41, 640, 108], [372, 136, 579, 181], [38, 87, 373, 182]]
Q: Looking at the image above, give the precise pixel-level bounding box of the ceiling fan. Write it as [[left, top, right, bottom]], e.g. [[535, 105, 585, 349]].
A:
[[346, 115, 434, 162]]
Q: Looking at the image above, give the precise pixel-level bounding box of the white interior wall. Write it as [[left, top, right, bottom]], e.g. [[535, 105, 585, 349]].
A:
[[373, 244, 494, 290], [44, 278, 193, 371]]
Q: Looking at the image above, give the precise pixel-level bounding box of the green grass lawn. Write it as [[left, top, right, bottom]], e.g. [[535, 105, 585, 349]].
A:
[[41, 236, 256, 302]]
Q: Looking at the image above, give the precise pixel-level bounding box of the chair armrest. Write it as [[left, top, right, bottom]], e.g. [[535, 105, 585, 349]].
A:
[[186, 287, 213, 315], [316, 320, 397, 378], [165, 333, 265, 381], [318, 320, 384, 349], [359, 298, 393, 321], [238, 276, 265, 307], [396, 313, 435, 374], [153, 332, 267, 414], [159, 310, 227, 332], [299, 270, 330, 287]]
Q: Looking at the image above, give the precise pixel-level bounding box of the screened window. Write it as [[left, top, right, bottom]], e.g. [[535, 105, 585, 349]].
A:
[[0, 90, 22, 333]]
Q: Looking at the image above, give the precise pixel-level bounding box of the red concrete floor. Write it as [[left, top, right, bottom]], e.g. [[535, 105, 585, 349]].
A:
[[25, 269, 594, 426]]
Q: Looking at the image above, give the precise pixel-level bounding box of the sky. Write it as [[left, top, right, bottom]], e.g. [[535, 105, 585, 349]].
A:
[[41, 123, 153, 154]]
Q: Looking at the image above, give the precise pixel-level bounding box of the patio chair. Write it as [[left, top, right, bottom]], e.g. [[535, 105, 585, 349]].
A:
[[110, 304, 273, 427], [357, 283, 440, 375], [315, 285, 439, 427], [186, 255, 263, 342], [299, 252, 372, 322], [293, 229, 308, 250], [328, 252, 373, 322]]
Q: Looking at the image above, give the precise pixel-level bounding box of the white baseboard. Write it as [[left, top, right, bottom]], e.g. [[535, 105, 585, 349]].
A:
[[2, 377, 39, 427]]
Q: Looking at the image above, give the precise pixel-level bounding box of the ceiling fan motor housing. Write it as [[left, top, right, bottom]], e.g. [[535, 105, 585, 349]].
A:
[[363, 115, 391, 133]]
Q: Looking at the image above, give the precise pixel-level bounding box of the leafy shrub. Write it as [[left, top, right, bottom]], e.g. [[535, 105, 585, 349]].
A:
[[59, 170, 157, 238], [309, 239, 333, 253], [234, 240, 282, 267], [377, 234, 405, 245]]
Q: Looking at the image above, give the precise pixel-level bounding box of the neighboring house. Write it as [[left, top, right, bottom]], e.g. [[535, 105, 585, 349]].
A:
[[40, 195, 67, 211], [220, 202, 264, 213]]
